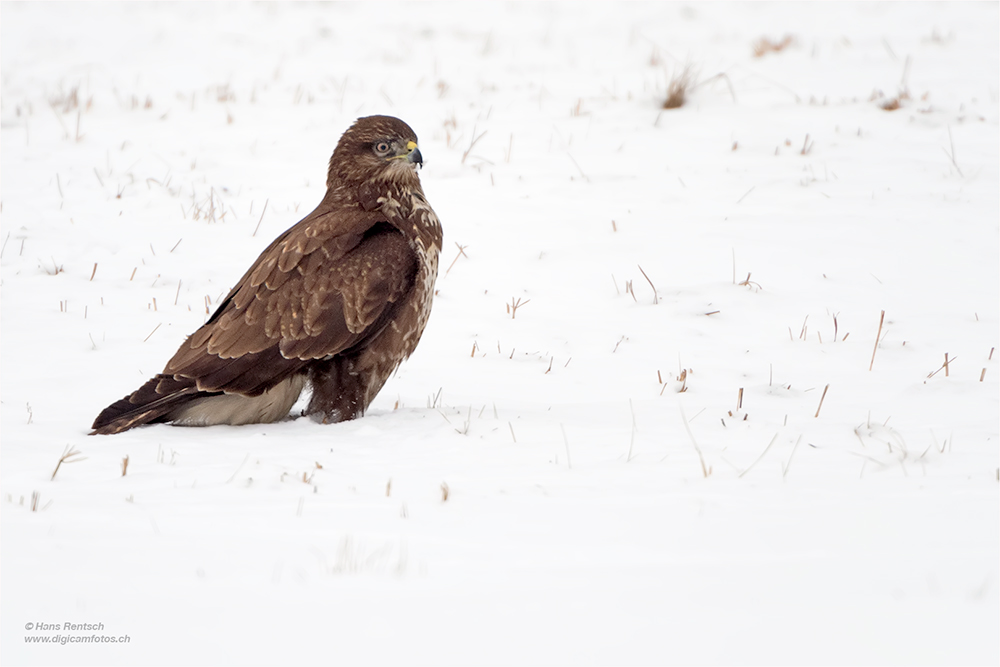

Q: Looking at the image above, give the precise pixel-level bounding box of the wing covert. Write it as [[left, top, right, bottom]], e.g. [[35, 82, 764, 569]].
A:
[[163, 221, 417, 395]]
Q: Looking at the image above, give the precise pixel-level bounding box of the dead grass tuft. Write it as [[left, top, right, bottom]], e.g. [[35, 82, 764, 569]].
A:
[[738, 272, 762, 291], [663, 66, 695, 109], [753, 35, 795, 57], [506, 297, 530, 319], [49, 86, 91, 113], [874, 56, 914, 111], [675, 368, 690, 393], [880, 97, 902, 111]]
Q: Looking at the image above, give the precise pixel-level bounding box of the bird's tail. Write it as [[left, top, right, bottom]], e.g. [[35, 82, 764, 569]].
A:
[[91, 375, 205, 435]]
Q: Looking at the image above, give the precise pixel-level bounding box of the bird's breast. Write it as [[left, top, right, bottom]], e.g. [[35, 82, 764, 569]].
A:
[[387, 189, 441, 359]]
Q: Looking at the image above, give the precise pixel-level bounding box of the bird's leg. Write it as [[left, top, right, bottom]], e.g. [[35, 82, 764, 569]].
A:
[[305, 357, 366, 423]]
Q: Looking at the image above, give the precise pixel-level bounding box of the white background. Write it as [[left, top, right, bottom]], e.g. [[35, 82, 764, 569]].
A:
[[2, 2, 997, 665]]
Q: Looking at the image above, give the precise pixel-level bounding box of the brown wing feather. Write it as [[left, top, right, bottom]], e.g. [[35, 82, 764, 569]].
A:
[[91, 377, 202, 435], [163, 213, 416, 396], [279, 225, 416, 360], [92, 209, 419, 435]]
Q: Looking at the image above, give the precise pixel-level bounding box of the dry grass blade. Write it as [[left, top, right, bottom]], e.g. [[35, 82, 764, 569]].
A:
[[814, 384, 830, 418], [445, 243, 469, 276], [679, 406, 710, 477], [942, 126, 963, 177], [927, 355, 958, 379], [51, 445, 86, 481], [566, 152, 590, 181], [739, 433, 779, 478], [252, 198, 269, 237], [627, 399, 638, 462], [782, 435, 803, 478], [736, 186, 756, 204], [800, 134, 813, 155], [143, 323, 161, 342], [462, 127, 487, 165], [636, 265, 658, 304], [869, 310, 885, 371], [694, 72, 737, 105], [226, 453, 250, 484], [625, 280, 636, 303]]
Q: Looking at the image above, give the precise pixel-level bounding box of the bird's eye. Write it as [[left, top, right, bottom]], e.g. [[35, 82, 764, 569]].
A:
[[374, 141, 392, 155]]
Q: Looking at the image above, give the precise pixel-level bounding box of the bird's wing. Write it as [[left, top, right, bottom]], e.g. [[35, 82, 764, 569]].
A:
[[164, 208, 418, 397]]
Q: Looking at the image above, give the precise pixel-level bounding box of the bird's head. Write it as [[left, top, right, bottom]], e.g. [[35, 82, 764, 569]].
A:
[[327, 115, 423, 191]]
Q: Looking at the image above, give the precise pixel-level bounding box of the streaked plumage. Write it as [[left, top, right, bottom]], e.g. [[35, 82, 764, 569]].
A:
[[92, 115, 442, 435]]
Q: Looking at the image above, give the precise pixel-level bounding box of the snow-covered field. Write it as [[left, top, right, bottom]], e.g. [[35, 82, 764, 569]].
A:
[[2, 2, 998, 665]]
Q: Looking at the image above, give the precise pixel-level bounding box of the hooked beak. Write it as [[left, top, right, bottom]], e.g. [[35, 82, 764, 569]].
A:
[[387, 140, 423, 168], [405, 141, 423, 168]]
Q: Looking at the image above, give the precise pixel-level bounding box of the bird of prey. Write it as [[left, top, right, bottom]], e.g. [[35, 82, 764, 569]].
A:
[[92, 115, 442, 435]]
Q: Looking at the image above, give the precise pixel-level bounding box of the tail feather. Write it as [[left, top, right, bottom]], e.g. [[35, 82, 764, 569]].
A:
[[90, 375, 212, 435]]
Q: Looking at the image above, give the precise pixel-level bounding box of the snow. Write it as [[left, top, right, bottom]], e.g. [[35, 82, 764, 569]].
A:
[[2, 2, 997, 665]]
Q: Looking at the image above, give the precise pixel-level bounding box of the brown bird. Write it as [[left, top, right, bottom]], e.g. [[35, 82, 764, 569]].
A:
[[92, 115, 442, 435]]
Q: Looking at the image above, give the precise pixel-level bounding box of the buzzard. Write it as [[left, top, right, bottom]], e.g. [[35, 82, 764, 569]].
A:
[[92, 115, 442, 435]]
